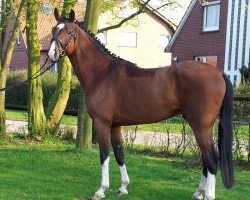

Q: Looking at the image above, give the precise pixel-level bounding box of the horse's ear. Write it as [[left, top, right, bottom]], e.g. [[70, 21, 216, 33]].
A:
[[54, 8, 61, 21], [69, 9, 75, 22]]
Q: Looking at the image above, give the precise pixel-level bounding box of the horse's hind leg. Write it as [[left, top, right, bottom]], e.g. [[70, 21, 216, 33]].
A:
[[111, 126, 130, 196], [192, 129, 218, 200]]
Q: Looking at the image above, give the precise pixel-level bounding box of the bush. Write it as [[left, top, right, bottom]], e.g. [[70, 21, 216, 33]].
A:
[[236, 83, 250, 95], [6, 70, 81, 111]]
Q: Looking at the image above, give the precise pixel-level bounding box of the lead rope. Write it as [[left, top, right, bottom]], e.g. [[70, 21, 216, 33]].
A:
[[0, 57, 57, 92]]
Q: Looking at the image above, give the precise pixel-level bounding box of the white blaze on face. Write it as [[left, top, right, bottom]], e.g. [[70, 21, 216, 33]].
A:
[[48, 23, 66, 61], [48, 41, 57, 61], [57, 23, 65, 30]]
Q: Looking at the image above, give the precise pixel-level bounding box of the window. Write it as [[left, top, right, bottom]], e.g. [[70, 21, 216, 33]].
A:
[[16, 34, 21, 45], [9, 31, 21, 45], [97, 31, 107, 45], [203, 1, 220, 32], [195, 56, 217, 67], [118, 32, 137, 47], [158, 35, 170, 47], [50, 62, 58, 72], [41, 4, 52, 14]]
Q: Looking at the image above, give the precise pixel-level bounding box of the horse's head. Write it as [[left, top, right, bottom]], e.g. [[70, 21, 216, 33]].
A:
[[48, 8, 77, 62]]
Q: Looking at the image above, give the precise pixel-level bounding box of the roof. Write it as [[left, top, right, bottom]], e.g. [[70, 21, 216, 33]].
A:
[[38, 13, 57, 51], [21, 0, 175, 51], [164, 0, 197, 52], [143, 2, 176, 32], [22, 2, 85, 51]]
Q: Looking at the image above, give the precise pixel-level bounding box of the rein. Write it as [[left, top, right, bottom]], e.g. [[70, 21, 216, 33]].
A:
[[0, 58, 58, 92], [0, 20, 76, 92]]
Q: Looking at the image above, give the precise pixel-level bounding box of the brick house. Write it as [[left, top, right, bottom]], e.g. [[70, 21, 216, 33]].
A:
[[3, 5, 57, 71], [5, 1, 174, 71], [165, 0, 250, 86]]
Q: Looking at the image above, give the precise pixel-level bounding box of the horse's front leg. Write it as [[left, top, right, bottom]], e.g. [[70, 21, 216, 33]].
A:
[[111, 126, 130, 196], [92, 119, 111, 200]]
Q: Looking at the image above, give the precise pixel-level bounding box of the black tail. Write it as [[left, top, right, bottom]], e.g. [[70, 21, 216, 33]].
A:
[[218, 73, 234, 188]]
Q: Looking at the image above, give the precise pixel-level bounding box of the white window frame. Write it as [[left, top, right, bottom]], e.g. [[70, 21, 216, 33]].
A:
[[16, 34, 21, 45], [202, 1, 220, 32], [50, 62, 58, 72], [158, 35, 170, 47], [41, 4, 52, 14], [195, 55, 217, 66], [118, 32, 137, 47], [97, 31, 107, 45], [9, 31, 21, 45]]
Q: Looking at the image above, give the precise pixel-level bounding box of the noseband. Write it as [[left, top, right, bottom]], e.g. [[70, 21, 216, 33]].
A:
[[51, 21, 76, 59]]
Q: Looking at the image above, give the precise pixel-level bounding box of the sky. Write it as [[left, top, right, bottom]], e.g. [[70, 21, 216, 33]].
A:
[[149, 0, 192, 25]]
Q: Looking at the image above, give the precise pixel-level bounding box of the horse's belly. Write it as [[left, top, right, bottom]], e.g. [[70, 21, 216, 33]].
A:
[[112, 103, 179, 126]]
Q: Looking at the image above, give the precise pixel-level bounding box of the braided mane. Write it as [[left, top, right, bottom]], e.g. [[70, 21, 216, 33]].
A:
[[75, 21, 122, 60]]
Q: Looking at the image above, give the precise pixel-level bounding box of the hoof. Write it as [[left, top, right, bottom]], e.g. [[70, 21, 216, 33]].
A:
[[192, 191, 203, 200], [91, 195, 104, 200], [192, 197, 202, 200], [117, 190, 128, 197]]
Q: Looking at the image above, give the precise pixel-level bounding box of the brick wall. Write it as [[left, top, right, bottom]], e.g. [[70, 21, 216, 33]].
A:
[[171, 0, 228, 70]]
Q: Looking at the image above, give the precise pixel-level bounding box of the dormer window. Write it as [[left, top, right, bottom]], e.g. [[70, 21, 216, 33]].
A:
[[41, 4, 52, 14], [203, 1, 220, 32]]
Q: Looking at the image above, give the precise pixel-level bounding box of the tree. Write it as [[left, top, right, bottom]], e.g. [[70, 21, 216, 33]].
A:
[[26, 0, 76, 137], [76, 0, 101, 149], [26, 0, 46, 137], [0, 0, 26, 137], [45, 0, 76, 133], [76, 0, 179, 148]]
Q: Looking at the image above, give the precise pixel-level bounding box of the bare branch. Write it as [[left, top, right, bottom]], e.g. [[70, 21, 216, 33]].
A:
[[97, 0, 151, 33], [148, 1, 182, 13]]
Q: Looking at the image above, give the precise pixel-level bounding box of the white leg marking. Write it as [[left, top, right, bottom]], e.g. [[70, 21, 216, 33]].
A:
[[204, 171, 216, 200], [48, 41, 56, 61], [95, 157, 110, 198], [193, 175, 207, 200], [118, 164, 130, 194]]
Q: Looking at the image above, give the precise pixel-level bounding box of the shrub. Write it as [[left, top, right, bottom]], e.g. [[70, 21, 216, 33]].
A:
[[236, 83, 250, 95], [6, 70, 81, 111]]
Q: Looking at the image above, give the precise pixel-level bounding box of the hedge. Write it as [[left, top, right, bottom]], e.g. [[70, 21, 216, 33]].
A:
[[5, 70, 250, 116], [5, 70, 81, 111]]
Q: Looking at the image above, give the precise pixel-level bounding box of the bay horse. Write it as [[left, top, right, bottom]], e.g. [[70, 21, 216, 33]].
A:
[[48, 9, 234, 200]]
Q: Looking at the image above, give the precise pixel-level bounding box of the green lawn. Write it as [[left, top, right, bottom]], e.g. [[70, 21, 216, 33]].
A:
[[0, 138, 249, 200], [6, 109, 77, 125]]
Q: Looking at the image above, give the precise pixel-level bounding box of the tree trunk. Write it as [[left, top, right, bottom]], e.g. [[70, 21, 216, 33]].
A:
[[45, 0, 75, 134], [76, 0, 101, 148], [26, 0, 46, 137], [0, 0, 26, 137], [46, 57, 72, 133], [0, 75, 6, 137], [76, 89, 92, 148]]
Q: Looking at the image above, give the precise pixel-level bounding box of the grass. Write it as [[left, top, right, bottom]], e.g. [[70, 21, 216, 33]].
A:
[[0, 137, 249, 200], [6, 109, 77, 125]]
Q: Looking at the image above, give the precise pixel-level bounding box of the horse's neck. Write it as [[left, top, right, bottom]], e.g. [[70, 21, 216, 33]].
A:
[[68, 26, 112, 92]]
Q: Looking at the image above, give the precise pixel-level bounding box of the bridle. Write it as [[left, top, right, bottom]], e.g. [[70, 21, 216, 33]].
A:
[[50, 20, 77, 59], [0, 21, 77, 92]]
